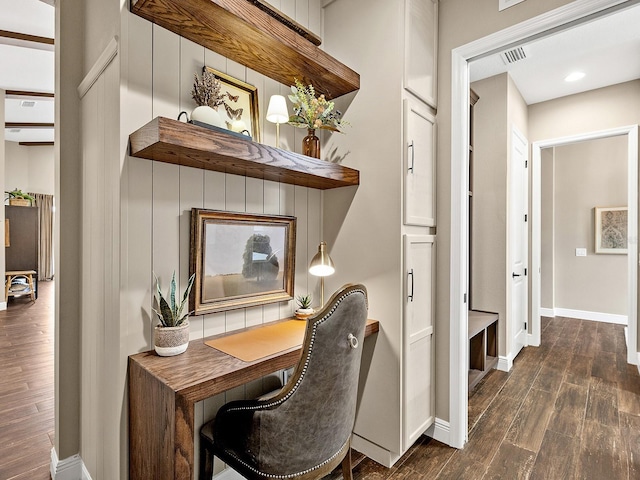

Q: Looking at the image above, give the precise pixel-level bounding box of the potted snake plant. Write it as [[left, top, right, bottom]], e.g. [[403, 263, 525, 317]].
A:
[[152, 271, 195, 356]]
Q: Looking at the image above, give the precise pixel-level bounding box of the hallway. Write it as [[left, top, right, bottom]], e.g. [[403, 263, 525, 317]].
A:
[[0, 281, 54, 479]]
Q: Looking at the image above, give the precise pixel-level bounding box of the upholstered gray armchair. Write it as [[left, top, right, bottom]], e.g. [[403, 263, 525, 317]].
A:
[[200, 284, 369, 480]]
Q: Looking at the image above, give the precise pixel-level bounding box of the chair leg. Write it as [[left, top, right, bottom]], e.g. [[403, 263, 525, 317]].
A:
[[341, 447, 353, 480]]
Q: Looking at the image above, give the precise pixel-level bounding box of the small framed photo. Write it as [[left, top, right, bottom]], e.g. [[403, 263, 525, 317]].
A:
[[205, 66, 260, 141], [190, 209, 296, 314], [595, 206, 628, 254]]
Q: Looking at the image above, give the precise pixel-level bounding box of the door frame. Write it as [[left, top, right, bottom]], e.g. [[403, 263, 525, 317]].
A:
[[530, 126, 638, 363], [448, 0, 632, 449]]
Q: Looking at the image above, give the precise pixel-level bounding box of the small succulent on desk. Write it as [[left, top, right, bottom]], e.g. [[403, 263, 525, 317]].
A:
[[295, 294, 314, 320], [153, 271, 195, 328]]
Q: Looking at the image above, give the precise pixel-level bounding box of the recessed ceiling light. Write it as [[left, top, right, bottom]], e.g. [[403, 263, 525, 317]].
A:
[[565, 72, 585, 82], [20, 100, 36, 107], [9, 129, 21, 133]]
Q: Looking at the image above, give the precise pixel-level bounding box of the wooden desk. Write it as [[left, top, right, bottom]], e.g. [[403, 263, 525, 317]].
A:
[[128, 318, 379, 480]]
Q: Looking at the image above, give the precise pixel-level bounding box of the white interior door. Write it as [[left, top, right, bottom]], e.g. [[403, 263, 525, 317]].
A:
[[509, 127, 528, 360]]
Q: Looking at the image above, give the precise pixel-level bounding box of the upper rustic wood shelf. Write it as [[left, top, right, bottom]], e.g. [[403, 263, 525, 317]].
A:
[[130, 0, 360, 99], [129, 117, 360, 189]]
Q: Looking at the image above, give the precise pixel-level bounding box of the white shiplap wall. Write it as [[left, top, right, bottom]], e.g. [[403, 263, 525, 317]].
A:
[[119, 1, 324, 478]]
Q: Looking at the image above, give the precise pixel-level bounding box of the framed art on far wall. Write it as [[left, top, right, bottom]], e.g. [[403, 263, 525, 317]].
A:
[[595, 206, 628, 254], [190, 209, 296, 314], [205, 66, 260, 141]]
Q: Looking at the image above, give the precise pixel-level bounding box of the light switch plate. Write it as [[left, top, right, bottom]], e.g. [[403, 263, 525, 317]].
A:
[[576, 248, 587, 257]]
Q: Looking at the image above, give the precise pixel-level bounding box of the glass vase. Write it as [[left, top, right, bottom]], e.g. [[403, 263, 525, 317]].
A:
[[302, 129, 320, 159]]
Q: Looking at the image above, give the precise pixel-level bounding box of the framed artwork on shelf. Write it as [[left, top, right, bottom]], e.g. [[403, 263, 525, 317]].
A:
[[205, 66, 261, 141], [190, 209, 296, 314], [595, 206, 628, 254]]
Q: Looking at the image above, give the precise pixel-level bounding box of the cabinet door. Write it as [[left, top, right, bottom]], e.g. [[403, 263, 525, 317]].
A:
[[404, 0, 438, 107], [404, 99, 436, 227], [403, 234, 435, 451]]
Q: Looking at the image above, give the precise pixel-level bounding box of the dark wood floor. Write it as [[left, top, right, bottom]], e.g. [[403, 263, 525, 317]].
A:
[[344, 316, 640, 480], [2, 289, 639, 479], [0, 281, 54, 480]]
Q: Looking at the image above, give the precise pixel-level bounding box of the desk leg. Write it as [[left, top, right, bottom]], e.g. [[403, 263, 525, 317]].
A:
[[175, 395, 196, 479], [129, 359, 197, 480], [129, 359, 177, 480]]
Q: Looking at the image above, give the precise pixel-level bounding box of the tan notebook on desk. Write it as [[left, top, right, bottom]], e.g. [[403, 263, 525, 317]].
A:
[[205, 319, 307, 362]]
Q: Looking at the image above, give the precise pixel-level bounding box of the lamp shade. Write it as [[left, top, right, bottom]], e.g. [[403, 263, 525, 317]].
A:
[[266, 95, 289, 124], [308, 241, 335, 277]]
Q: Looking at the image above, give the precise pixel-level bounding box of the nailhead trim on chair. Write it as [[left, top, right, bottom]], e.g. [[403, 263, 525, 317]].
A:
[[219, 287, 366, 478], [220, 439, 350, 479]]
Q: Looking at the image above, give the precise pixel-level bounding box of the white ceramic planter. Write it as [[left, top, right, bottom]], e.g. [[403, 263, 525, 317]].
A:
[[191, 106, 225, 128], [154, 321, 190, 356]]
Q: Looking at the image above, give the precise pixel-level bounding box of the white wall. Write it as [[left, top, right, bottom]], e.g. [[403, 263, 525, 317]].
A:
[[547, 136, 628, 316], [5, 141, 55, 195], [323, 0, 404, 459]]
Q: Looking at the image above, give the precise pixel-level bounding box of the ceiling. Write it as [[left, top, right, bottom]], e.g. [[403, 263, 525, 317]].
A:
[[2, 2, 640, 142], [1, 0, 54, 144], [470, 2, 640, 105]]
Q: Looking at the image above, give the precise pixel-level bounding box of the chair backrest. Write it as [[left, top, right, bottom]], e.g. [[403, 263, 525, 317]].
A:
[[217, 284, 368, 477]]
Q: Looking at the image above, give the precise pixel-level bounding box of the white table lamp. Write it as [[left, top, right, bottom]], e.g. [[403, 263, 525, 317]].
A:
[[266, 95, 289, 148]]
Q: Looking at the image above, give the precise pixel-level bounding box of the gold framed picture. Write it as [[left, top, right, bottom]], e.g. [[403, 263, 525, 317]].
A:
[[190, 209, 296, 314], [205, 66, 260, 141]]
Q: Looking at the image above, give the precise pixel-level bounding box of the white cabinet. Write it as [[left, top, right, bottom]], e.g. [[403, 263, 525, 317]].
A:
[[404, 98, 436, 227], [404, 0, 438, 108], [403, 234, 435, 450]]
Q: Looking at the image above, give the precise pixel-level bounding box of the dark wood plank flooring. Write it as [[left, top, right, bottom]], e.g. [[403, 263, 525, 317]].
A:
[[0, 281, 54, 480], [339, 316, 640, 480], [2, 290, 639, 480]]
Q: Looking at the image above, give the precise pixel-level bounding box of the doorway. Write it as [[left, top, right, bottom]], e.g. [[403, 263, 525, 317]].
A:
[[448, 0, 639, 449], [531, 126, 638, 361]]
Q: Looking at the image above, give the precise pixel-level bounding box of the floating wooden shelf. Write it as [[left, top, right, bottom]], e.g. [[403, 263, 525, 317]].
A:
[[130, 0, 360, 99], [129, 117, 360, 190]]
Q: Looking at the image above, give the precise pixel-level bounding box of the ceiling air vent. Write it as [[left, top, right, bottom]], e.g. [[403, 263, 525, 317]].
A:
[[20, 100, 36, 108], [500, 46, 528, 65]]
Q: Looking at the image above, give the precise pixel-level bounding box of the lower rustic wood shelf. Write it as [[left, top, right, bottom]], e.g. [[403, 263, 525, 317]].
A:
[[468, 310, 498, 390], [129, 117, 360, 190]]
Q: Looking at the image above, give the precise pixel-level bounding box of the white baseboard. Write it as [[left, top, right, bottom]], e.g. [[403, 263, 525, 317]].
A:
[[527, 333, 540, 347], [498, 355, 512, 372], [50, 448, 91, 480], [425, 417, 450, 445], [539, 307, 555, 317], [351, 433, 400, 468], [552, 307, 627, 325], [0, 301, 6, 311]]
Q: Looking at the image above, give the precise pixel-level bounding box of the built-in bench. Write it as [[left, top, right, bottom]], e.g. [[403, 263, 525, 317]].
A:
[[469, 310, 498, 390]]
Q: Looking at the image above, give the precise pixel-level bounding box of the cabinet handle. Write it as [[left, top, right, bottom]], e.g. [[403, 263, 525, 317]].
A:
[[408, 141, 415, 173], [512, 272, 521, 278], [408, 269, 414, 302]]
